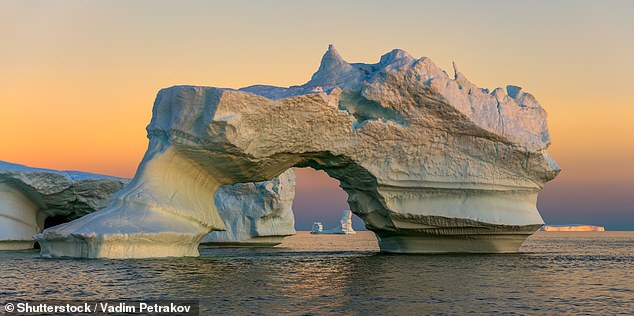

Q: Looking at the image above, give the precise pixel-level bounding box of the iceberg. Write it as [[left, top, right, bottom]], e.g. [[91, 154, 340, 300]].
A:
[[0, 159, 295, 250], [37, 45, 559, 258], [201, 169, 296, 246], [311, 209, 356, 235], [0, 161, 127, 250], [542, 225, 605, 232]]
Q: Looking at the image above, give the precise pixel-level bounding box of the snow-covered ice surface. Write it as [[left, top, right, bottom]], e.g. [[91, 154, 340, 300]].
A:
[[0, 161, 127, 249], [37, 45, 559, 258]]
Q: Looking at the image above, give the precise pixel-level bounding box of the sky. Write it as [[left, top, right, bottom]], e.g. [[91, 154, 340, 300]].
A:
[[1, 1, 633, 230]]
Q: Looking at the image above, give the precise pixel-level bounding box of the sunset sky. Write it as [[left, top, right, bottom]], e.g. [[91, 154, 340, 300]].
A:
[[1, 1, 632, 229]]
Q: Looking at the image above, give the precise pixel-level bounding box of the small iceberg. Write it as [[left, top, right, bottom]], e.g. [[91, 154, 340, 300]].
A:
[[542, 225, 605, 232], [311, 210, 356, 235]]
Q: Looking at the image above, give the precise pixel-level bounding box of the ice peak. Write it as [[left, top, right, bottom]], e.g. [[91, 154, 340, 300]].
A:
[[320, 44, 347, 69], [451, 61, 476, 90], [378, 49, 413, 67], [506, 85, 522, 99], [307, 45, 362, 88]]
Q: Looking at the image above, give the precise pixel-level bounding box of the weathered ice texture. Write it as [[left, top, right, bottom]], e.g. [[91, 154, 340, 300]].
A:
[[37, 45, 560, 258], [201, 169, 296, 246], [0, 161, 128, 249]]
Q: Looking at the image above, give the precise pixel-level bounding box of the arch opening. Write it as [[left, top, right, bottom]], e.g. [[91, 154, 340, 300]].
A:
[[292, 167, 364, 232]]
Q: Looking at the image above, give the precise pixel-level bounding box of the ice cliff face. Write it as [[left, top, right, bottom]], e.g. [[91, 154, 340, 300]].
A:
[[37, 45, 559, 258], [202, 169, 296, 246], [0, 161, 128, 249]]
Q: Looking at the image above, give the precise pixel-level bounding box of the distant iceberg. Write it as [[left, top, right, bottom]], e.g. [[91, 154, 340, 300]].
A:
[[311, 210, 356, 235], [542, 225, 605, 232]]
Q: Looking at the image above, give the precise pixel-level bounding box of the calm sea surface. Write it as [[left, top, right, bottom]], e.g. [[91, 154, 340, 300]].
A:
[[1, 231, 633, 315]]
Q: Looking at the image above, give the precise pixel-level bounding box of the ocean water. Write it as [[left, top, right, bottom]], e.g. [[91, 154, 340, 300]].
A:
[[1, 231, 633, 315]]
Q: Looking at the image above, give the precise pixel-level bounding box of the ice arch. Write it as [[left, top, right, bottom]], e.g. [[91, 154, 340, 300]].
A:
[[37, 46, 559, 258]]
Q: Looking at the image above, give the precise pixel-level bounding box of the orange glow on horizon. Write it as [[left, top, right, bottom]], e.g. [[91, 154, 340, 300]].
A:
[[1, 1, 633, 226]]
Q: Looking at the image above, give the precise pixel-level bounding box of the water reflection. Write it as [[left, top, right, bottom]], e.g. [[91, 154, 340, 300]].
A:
[[1, 232, 633, 314]]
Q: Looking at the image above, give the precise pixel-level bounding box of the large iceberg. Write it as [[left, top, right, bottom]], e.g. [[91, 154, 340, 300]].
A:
[[201, 169, 296, 246], [37, 45, 560, 258], [0, 161, 127, 250]]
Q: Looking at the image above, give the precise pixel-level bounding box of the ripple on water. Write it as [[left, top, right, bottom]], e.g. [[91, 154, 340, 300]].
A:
[[1, 231, 633, 314]]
